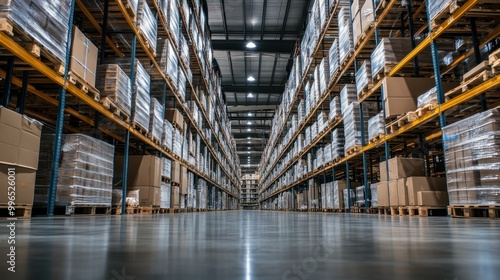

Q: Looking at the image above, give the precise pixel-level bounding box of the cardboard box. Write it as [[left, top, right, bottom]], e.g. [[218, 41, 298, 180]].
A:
[[397, 178, 409, 206], [417, 191, 449, 206], [406, 176, 447, 206], [70, 26, 98, 87], [379, 161, 388, 181], [0, 164, 36, 205], [361, 0, 374, 32], [384, 97, 418, 117], [165, 108, 184, 130], [130, 186, 160, 206], [172, 160, 180, 184], [382, 77, 436, 100], [377, 181, 389, 207], [116, 155, 161, 188], [352, 12, 363, 46], [388, 157, 425, 180], [180, 166, 188, 195], [172, 185, 180, 208], [389, 180, 399, 206], [351, 0, 364, 15]]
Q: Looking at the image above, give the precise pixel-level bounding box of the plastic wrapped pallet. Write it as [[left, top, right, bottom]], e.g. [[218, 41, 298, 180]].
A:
[[161, 157, 171, 179], [157, 39, 179, 83], [137, 0, 157, 53], [318, 57, 330, 95], [442, 106, 500, 205], [370, 183, 378, 207], [0, 0, 71, 63], [329, 96, 341, 120], [355, 60, 372, 95], [178, 70, 187, 102], [160, 182, 171, 208], [338, 7, 354, 65], [328, 39, 340, 79], [331, 128, 344, 160], [370, 38, 429, 77], [179, 33, 190, 67], [343, 188, 355, 209], [119, 60, 150, 132], [173, 128, 183, 156], [112, 189, 122, 206], [162, 120, 173, 150], [340, 84, 357, 114], [149, 98, 164, 142], [55, 134, 114, 206], [343, 102, 369, 152], [368, 112, 384, 140], [157, 0, 169, 25], [355, 186, 365, 207], [428, 0, 455, 22], [168, 0, 180, 44], [96, 64, 132, 116]]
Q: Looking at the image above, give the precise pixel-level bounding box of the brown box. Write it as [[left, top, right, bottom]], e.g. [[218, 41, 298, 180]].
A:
[[388, 157, 425, 180], [382, 77, 436, 100], [463, 60, 489, 81], [172, 185, 180, 208], [116, 155, 161, 188], [130, 186, 160, 206], [417, 191, 449, 206], [379, 161, 388, 181], [165, 109, 184, 130], [70, 26, 98, 87], [406, 176, 447, 206], [377, 181, 389, 207], [361, 0, 374, 32], [384, 97, 417, 117], [0, 164, 36, 205], [397, 178, 409, 206], [352, 12, 363, 46], [171, 160, 180, 184], [350, 0, 364, 15], [180, 166, 188, 195], [389, 180, 399, 206]]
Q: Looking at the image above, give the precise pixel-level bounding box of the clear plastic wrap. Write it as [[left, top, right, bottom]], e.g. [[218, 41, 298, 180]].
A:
[[120, 60, 151, 131], [112, 189, 123, 206], [157, 39, 179, 83], [137, 0, 157, 53], [173, 128, 183, 156], [168, 0, 180, 44], [162, 119, 173, 150], [178, 69, 187, 102], [332, 128, 345, 160], [355, 60, 372, 95], [355, 186, 365, 207], [149, 98, 164, 142], [370, 183, 378, 207], [338, 7, 354, 65], [343, 102, 370, 151], [417, 87, 438, 109], [0, 0, 71, 62], [442, 106, 500, 205], [157, 0, 168, 25], [41, 134, 115, 206], [328, 39, 340, 79], [96, 64, 132, 116], [318, 57, 330, 95], [343, 188, 355, 209], [179, 33, 190, 67], [161, 157, 171, 179], [160, 182, 171, 209], [340, 84, 357, 114], [368, 112, 384, 140], [429, 0, 454, 21]]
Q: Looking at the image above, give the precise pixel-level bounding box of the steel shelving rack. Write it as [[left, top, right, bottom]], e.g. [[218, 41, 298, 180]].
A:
[[257, 0, 500, 211], [0, 0, 241, 215]]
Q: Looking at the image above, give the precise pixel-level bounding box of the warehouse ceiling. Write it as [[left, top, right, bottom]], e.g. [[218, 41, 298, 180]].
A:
[[207, 0, 311, 174]]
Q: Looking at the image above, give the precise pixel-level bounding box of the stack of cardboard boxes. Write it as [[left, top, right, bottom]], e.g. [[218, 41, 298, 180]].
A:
[[376, 157, 448, 208], [0, 107, 43, 206]]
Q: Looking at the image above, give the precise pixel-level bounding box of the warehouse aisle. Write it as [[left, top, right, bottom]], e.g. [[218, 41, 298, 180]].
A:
[[2, 212, 500, 280]]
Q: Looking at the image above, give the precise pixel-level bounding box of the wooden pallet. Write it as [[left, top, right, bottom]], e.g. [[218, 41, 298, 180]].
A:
[[132, 122, 149, 136], [120, 0, 137, 22], [0, 18, 65, 75], [488, 48, 500, 74], [351, 207, 367, 213], [64, 205, 111, 215], [415, 102, 438, 118], [378, 207, 391, 215], [100, 96, 131, 123], [148, 134, 162, 146], [138, 206, 161, 214], [0, 205, 32, 218], [367, 207, 379, 214], [161, 176, 171, 183], [345, 145, 362, 155], [448, 205, 500, 219], [461, 70, 494, 93], [308, 208, 320, 212], [137, 30, 157, 57], [159, 208, 170, 214], [430, 1, 460, 30], [68, 71, 100, 100], [369, 133, 384, 144]]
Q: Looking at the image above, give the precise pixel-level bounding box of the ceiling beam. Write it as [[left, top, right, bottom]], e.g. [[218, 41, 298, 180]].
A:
[[227, 105, 277, 112], [222, 85, 284, 93], [212, 40, 296, 53]]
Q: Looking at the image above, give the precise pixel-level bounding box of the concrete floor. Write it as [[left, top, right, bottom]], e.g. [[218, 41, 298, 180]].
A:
[[1, 211, 500, 280]]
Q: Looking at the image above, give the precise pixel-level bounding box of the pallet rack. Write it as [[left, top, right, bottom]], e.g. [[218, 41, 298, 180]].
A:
[[0, 0, 241, 215], [240, 174, 260, 208], [258, 0, 500, 212]]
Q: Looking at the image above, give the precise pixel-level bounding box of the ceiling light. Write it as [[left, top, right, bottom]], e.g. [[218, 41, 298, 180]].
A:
[[247, 122, 252, 125], [247, 128, 251, 132], [247, 151, 250, 154], [248, 112, 253, 116], [247, 141, 251, 144], [246, 42, 256, 48], [247, 76, 255, 82], [247, 137, 251, 139]]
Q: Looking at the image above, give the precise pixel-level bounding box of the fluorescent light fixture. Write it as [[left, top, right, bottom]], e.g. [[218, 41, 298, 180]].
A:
[[247, 141, 251, 144], [247, 122, 252, 125], [248, 112, 253, 116], [247, 137, 251, 139], [247, 93, 254, 98], [247, 128, 251, 131], [246, 42, 256, 48], [247, 76, 255, 82], [247, 151, 251, 154]]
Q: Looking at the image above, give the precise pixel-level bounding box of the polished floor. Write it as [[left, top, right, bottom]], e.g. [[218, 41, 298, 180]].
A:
[[1, 211, 500, 280]]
